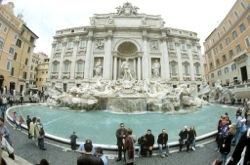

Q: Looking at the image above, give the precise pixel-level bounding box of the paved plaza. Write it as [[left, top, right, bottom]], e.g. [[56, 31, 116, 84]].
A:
[[7, 122, 237, 165]]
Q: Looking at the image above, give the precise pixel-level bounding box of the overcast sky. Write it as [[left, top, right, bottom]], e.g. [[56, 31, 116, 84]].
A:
[[7, 0, 236, 56]]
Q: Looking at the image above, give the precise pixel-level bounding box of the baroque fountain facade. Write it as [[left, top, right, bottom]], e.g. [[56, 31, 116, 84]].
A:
[[47, 2, 206, 112]]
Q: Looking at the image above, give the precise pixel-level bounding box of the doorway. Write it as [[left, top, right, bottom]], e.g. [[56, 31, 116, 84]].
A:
[[240, 66, 248, 82], [9, 82, 15, 95]]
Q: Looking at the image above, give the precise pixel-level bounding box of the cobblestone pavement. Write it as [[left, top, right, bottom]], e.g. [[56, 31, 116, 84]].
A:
[[7, 121, 233, 165]]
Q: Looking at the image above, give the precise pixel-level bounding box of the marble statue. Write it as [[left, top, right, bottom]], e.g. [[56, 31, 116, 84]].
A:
[[152, 59, 160, 78], [121, 60, 133, 80], [94, 58, 103, 77]]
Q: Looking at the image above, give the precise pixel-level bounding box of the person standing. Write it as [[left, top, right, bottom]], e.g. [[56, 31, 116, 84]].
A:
[[157, 129, 169, 158], [0, 117, 12, 146], [12, 112, 18, 129], [29, 117, 37, 140], [145, 129, 155, 157], [219, 126, 234, 165], [115, 123, 127, 161], [189, 126, 197, 151], [26, 115, 32, 138], [124, 128, 135, 165], [18, 115, 24, 130], [35, 118, 46, 150], [69, 131, 78, 150], [179, 126, 189, 152]]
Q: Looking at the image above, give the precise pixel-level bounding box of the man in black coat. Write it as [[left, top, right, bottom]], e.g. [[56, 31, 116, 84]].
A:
[[145, 129, 155, 157], [115, 123, 127, 161], [179, 126, 189, 152]]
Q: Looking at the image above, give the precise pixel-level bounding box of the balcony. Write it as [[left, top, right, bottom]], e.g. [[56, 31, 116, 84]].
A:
[[195, 74, 202, 81], [233, 50, 248, 63], [183, 74, 191, 81], [170, 73, 179, 81], [50, 72, 59, 79], [62, 72, 70, 79], [75, 72, 84, 79]]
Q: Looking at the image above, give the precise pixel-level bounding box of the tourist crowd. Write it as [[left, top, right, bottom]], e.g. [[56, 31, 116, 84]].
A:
[[0, 93, 250, 165]]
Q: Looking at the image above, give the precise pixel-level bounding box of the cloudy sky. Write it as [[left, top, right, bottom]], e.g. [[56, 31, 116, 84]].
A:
[[7, 0, 236, 55]]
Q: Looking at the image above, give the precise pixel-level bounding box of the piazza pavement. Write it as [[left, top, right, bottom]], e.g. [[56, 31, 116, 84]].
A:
[[6, 120, 249, 165]]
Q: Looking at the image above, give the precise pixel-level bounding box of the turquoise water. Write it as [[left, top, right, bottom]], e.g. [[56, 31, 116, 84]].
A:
[[10, 104, 237, 145]]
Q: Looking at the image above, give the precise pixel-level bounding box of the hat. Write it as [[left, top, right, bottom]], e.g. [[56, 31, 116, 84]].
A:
[[184, 126, 188, 129], [147, 129, 151, 132]]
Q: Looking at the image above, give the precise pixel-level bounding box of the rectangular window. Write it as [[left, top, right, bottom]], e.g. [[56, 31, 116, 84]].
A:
[[234, 11, 239, 18], [219, 43, 223, 50], [27, 47, 31, 53], [236, 44, 241, 53], [6, 61, 11, 71], [13, 52, 17, 60], [232, 31, 238, 39], [67, 41, 73, 49], [30, 36, 35, 44], [216, 59, 220, 65], [25, 58, 28, 65], [9, 47, 14, 55], [11, 67, 14, 76], [241, 2, 247, 10], [225, 38, 231, 45], [0, 39, 4, 49], [245, 37, 250, 48], [240, 23, 246, 33], [229, 49, 234, 59], [23, 72, 27, 79], [16, 39, 22, 48], [213, 48, 218, 55], [207, 52, 211, 59], [248, 15, 250, 24], [222, 55, 227, 63]]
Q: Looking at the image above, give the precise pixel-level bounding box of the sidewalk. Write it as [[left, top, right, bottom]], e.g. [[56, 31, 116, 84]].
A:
[[7, 122, 225, 165]]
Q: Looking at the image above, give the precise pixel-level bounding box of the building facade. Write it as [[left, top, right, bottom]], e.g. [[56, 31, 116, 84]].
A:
[[48, 2, 204, 92], [203, 0, 250, 86], [36, 53, 49, 91], [0, 2, 38, 95]]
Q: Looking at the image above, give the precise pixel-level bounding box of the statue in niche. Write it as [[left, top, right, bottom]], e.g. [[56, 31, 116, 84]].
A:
[[121, 60, 133, 80], [152, 59, 160, 78], [95, 39, 104, 50], [94, 58, 103, 77]]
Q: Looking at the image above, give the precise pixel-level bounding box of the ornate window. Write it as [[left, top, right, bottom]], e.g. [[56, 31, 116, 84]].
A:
[[76, 60, 84, 72], [52, 61, 59, 72], [63, 60, 71, 72]]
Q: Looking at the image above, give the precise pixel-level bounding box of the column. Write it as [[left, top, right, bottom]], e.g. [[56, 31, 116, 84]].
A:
[[59, 42, 67, 81], [137, 56, 141, 80], [188, 49, 195, 81], [84, 31, 93, 79], [142, 30, 149, 80], [104, 31, 112, 79], [160, 34, 170, 80], [71, 40, 79, 80], [113, 56, 117, 80], [176, 43, 183, 81]]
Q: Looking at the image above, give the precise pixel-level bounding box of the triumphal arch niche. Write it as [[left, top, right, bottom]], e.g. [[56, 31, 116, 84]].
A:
[[49, 2, 203, 91]]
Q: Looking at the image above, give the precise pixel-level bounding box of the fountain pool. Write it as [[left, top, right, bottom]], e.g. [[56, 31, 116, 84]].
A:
[[8, 104, 236, 145]]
